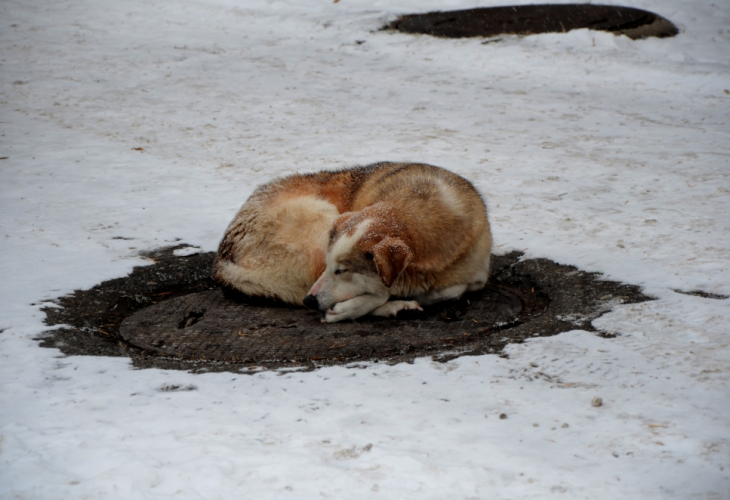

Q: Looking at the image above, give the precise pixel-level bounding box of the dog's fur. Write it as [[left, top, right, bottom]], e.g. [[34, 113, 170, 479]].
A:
[[215, 162, 492, 322]]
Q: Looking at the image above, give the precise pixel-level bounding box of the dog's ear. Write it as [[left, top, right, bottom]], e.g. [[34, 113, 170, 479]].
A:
[[368, 237, 413, 288]]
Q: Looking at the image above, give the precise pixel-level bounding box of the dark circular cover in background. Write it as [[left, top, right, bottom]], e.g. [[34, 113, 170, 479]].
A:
[[390, 4, 678, 40]]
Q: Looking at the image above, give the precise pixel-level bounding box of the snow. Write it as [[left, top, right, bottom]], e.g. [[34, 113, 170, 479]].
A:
[[1, 0, 729, 497], [173, 246, 201, 257]]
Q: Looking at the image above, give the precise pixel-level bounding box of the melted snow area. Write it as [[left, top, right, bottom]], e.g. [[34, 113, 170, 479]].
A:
[[1, 0, 729, 498]]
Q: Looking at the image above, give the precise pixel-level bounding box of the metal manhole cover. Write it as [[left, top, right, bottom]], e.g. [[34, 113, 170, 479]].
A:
[[119, 284, 530, 364], [388, 4, 678, 40]]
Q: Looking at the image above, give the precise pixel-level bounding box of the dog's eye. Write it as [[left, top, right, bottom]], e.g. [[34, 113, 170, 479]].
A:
[[365, 252, 373, 260], [334, 269, 346, 275]]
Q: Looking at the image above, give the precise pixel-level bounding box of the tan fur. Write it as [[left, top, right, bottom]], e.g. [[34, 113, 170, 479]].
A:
[[215, 162, 492, 314]]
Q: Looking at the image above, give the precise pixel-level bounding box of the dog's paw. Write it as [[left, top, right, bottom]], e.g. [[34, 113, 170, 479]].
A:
[[371, 300, 423, 318], [321, 294, 392, 323], [321, 309, 340, 323]]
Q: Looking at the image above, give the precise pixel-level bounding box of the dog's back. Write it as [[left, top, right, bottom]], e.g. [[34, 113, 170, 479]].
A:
[[215, 162, 490, 305]]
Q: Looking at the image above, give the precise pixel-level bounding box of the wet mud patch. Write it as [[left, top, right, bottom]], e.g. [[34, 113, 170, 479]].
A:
[[388, 4, 678, 41], [40, 246, 652, 373], [672, 289, 729, 300]]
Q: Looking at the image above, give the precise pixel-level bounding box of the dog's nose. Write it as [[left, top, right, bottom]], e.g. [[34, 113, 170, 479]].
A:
[[303, 294, 320, 311]]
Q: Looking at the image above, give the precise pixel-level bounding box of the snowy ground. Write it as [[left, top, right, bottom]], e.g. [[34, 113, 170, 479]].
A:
[[1, 0, 729, 497]]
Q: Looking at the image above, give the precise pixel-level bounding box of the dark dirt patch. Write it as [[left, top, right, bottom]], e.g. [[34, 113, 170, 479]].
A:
[[673, 289, 729, 300], [40, 246, 652, 373], [40, 245, 218, 363], [388, 4, 678, 41], [158, 384, 197, 392]]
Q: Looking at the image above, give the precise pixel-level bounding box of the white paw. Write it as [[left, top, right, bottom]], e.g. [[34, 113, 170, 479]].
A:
[[322, 308, 342, 323], [372, 300, 423, 318], [322, 305, 350, 323], [321, 294, 390, 323]]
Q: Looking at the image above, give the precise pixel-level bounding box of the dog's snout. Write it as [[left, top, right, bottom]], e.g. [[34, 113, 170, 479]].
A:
[[303, 294, 320, 311]]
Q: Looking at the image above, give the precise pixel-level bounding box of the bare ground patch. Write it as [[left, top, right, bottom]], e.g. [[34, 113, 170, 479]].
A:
[[40, 246, 652, 373]]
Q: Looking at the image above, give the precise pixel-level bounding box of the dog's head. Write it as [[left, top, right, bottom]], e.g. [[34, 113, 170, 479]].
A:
[[304, 207, 413, 315]]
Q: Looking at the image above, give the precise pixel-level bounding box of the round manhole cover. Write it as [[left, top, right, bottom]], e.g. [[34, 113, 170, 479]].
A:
[[388, 4, 678, 40], [39, 248, 653, 372], [119, 284, 531, 364]]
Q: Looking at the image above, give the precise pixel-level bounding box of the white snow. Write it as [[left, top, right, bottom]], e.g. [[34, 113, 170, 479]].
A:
[[1, 0, 729, 498], [173, 246, 201, 257]]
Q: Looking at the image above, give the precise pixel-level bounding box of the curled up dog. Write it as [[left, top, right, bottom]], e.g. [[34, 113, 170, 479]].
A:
[[214, 162, 492, 323]]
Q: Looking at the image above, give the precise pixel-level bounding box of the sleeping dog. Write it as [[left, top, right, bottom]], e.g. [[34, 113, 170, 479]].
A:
[[215, 162, 492, 323]]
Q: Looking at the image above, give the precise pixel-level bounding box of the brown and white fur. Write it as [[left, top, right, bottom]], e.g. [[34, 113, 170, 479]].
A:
[[215, 162, 492, 323]]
